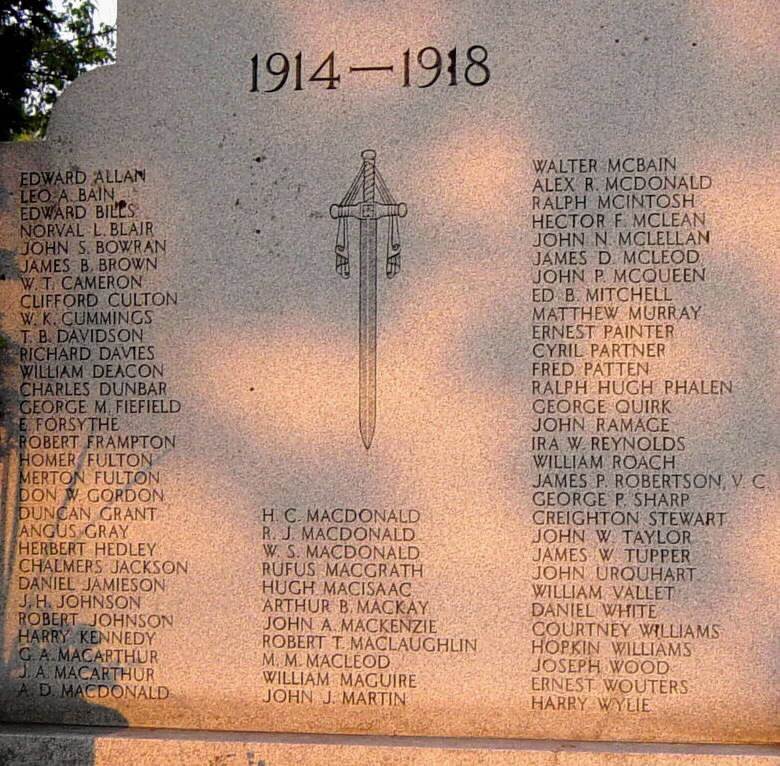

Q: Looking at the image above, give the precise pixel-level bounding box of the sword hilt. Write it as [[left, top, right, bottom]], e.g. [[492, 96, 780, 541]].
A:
[[330, 150, 407, 286]]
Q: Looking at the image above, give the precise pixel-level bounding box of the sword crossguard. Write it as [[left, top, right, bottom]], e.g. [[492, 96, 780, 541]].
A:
[[330, 202, 408, 221]]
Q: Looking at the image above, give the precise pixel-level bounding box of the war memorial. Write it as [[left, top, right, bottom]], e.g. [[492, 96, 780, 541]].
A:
[[0, 1, 777, 763]]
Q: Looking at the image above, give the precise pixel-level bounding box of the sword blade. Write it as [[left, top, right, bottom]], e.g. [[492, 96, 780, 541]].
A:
[[359, 218, 378, 449]]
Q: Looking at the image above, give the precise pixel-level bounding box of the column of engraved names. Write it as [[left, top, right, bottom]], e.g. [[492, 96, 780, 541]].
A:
[[12, 168, 186, 706], [528, 156, 731, 715], [258, 506, 477, 708]]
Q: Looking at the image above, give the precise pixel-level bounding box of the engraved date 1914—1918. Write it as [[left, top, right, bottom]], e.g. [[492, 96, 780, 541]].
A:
[[250, 46, 491, 93]]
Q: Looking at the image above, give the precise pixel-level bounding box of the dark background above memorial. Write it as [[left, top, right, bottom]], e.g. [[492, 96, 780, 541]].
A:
[[0, 0, 114, 140]]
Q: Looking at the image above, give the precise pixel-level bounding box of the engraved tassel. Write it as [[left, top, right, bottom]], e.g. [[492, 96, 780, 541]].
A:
[[335, 217, 349, 278]]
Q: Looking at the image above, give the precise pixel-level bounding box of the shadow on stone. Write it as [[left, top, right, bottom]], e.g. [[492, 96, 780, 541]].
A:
[[0, 235, 127, 766]]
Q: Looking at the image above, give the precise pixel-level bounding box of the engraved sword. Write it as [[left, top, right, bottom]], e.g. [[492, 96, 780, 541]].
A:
[[330, 150, 407, 449]]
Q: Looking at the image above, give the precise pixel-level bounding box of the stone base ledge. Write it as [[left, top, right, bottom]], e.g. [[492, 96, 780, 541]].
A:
[[0, 725, 778, 765]]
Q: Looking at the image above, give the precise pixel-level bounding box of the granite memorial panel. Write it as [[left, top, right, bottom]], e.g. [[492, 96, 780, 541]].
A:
[[0, 1, 778, 762]]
